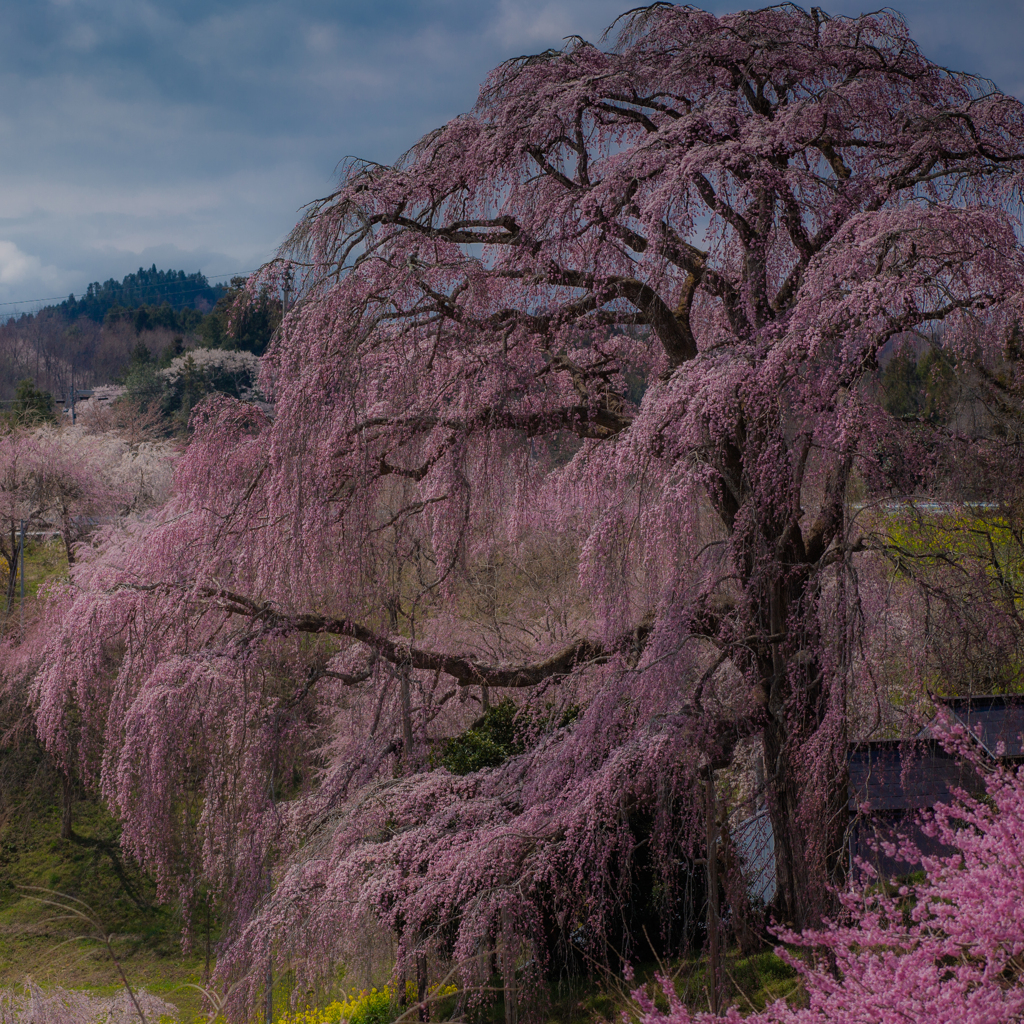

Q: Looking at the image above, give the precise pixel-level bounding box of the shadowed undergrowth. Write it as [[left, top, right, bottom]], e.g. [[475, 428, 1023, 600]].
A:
[[0, 760, 210, 1020]]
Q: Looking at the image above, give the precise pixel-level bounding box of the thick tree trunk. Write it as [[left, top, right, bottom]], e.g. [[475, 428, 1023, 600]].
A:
[[754, 569, 848, 929], [764, 720, 814, 926], [762, 664, 848, 928], [705, 772, 721, 1014]]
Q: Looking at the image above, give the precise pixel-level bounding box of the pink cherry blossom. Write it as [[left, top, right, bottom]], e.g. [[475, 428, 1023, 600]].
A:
[[21, 6, 1024, 1017]]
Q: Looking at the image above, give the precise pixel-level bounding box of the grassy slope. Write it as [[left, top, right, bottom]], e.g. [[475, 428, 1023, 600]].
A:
[[0, 785, 213, 1020], [0, 540, 212, 1021], [0, 771, 799, 1023]]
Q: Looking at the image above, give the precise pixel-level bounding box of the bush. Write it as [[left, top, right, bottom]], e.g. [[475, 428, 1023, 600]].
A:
[[434, 699, 579, 775], [276, 982, 458, 1024]]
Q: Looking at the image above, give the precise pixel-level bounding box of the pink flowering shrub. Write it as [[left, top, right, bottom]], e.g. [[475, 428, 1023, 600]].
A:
[[633, 740, 1024, 1023]]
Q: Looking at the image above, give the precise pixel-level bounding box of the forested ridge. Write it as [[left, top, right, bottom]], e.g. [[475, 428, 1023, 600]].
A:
[[4, 5, 1024, 1024], [57, 265, 223, 323], [0, 265, 281, 411]]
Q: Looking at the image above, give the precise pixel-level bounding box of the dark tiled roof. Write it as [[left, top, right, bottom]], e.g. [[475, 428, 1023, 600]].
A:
[[932, 695, 1024, 759], [848, 810, 955, 880], [847, 739, 983, 811]]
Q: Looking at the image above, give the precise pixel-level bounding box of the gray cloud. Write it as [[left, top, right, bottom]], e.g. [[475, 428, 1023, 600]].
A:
[[0, 0, 1019, 308]]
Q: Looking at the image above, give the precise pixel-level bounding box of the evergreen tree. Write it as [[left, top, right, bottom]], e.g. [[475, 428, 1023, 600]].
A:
[[11, 379, 56, 425]]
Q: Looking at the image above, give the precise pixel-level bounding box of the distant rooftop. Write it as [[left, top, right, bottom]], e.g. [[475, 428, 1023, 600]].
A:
[[846, 695, 1024, 880], [920, 694, 1024, 759], [848, 739, 983, 812]]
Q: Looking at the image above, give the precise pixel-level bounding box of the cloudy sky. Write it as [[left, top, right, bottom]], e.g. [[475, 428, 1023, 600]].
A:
[[0, 0, 1021, 313]]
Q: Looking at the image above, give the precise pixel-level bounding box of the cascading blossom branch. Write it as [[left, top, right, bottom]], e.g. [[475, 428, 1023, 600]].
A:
[[632, 737, 1024, 1023], [24, 2, 1024, 1015]]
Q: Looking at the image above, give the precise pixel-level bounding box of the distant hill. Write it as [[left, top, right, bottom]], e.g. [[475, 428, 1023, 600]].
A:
[[56, 265, 224, 322], [0, 265, 281, 409]]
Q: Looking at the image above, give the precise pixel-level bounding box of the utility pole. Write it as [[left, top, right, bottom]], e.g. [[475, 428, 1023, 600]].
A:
[[282, 265, 293, 315]]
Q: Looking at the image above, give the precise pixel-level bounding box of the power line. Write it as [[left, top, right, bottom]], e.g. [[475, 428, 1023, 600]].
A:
[[0, 270, 260, 310]]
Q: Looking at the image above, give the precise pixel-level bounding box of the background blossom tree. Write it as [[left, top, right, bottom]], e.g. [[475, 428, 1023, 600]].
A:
[[26, 3, 1024, 1012], [0, 417, 177, 840]]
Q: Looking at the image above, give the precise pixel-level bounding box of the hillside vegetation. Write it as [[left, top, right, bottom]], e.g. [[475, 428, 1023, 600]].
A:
[[0, 267, 282, 408]]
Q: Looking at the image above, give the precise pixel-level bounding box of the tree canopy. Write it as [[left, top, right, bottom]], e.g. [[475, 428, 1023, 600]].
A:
[[60, 265, 223, 322], [199, 275, 283, 355], [23, 4, 1024, 1016]]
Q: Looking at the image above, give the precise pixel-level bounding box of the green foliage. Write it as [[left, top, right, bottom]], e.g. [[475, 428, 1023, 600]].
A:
[[118, 342, 162, 407], [10, 538, 69, 600], [436, 699, 526, 774], [3, 267, 279, 411], [918, 347, 956, 422], [881, 346, 922, 418], [10, 379, 56, 425], [885, 507, 1024, 584], [881, 343, 957, 423], [164, 355, 206, 425], [112, 340, 262, 432], [435, 699, 579, 775], [61, 265, 222, 323], [883, 506, 1024, 691], [159, 349, 261, 431], [346, 989, 393, 1024], [199, 276, 281, 355], [104, 301, 206, 335], [158, 335, 185, 368]]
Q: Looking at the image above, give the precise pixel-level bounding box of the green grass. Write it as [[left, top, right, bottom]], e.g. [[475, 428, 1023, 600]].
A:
[[0, 769, 214, 1021], [602, 951, 799, 1020], [0, 537, 69, 603], [24, 538, 70, 597], [439, 948, 800, 1024]]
